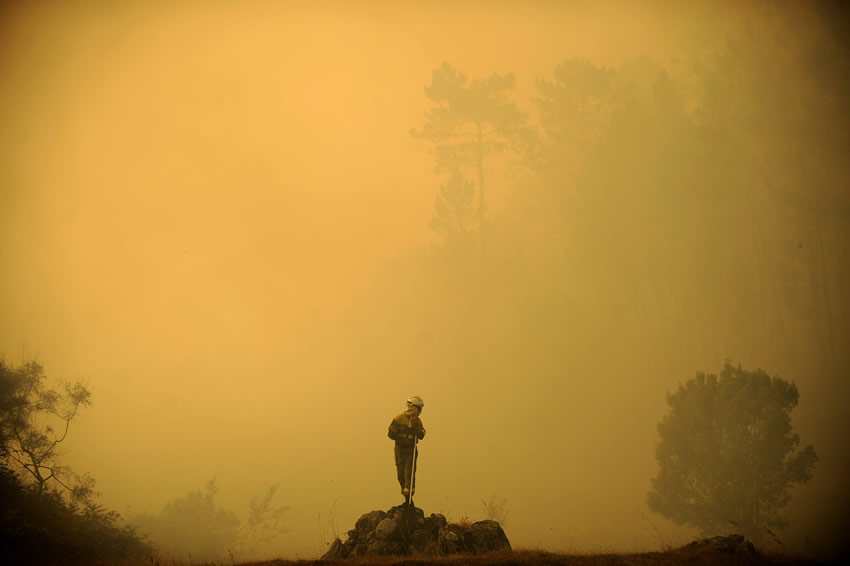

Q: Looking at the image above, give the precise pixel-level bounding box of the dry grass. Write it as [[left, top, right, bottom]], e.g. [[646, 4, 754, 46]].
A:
[[22, 547, 835, 566], [235, 547, 833, 566]]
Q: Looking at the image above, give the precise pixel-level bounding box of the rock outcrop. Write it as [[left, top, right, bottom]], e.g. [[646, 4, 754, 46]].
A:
[[321, 504, 511, 559], [684, 534, 757, 554]]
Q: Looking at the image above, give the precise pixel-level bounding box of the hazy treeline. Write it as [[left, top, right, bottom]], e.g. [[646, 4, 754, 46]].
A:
[[338, 6, 848, 557], [127, 477, 288, 562]]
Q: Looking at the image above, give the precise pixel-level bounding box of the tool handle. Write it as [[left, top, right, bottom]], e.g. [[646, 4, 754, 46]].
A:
[[408, 436, 418, 506]]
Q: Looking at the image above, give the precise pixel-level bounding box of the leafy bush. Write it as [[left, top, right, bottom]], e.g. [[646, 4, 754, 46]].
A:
[[0, 465, 152, 564]]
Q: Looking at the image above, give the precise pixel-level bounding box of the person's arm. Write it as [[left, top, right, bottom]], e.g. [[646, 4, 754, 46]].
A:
[[411, 417, 426, 440], [388, 419, 400, 441]]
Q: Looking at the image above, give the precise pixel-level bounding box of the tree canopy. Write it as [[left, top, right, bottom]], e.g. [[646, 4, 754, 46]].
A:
[[414, 62, 527, 244], [0, 359, 93, 500], [647, 362, 817, 542]]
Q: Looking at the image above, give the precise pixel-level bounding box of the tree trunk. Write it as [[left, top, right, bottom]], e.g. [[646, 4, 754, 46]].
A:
[[476, 121, 485, 226], [806, 227, 829, 377], [817, 228, 838, 377]]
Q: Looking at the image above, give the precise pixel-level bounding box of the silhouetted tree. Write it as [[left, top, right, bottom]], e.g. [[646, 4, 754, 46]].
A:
[[130, 477, 240, 562], [130, 477, 288, 562], [240, 483, 289, 556], [1, 359, 152, 564], [648, 362, 817, 543], [519, 58, 615, 261], [534, 58, 614, 176], [429, 171, 478, 251], [0, 359, 93, 502], [413, 62, 526, 236]]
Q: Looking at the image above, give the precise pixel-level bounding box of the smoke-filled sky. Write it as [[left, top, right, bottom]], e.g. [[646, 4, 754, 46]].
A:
[[2, 0, 848, 560]]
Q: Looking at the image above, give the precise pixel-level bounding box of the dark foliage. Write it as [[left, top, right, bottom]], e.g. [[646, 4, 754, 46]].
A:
[[0, 465, 152, 565], [648, 362, 817, 543], [0, 359, 153, 564]]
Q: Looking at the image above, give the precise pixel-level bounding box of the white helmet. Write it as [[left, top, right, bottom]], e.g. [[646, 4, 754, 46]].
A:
[[407, 395, 424, 408]]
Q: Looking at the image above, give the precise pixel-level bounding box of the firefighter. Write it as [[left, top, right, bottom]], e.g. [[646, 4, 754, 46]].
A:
[[388, 395, 426, 502]]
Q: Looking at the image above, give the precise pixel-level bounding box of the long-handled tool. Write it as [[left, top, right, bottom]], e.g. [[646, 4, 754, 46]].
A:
[[407, 435, 418, 507]]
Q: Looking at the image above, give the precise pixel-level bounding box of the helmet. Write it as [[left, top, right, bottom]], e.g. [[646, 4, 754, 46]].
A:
[[406, 395, 424, 408]]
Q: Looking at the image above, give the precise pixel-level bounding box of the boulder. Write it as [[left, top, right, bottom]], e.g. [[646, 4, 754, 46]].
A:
[[462, 520, 512, 554], [320, 504, 511, 560], [322, 537, 345, 561], [374, 518, 398, 540], [685, 534, 757, 554], [354, 510, 386, 532], [437, 524, 461, 554]]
